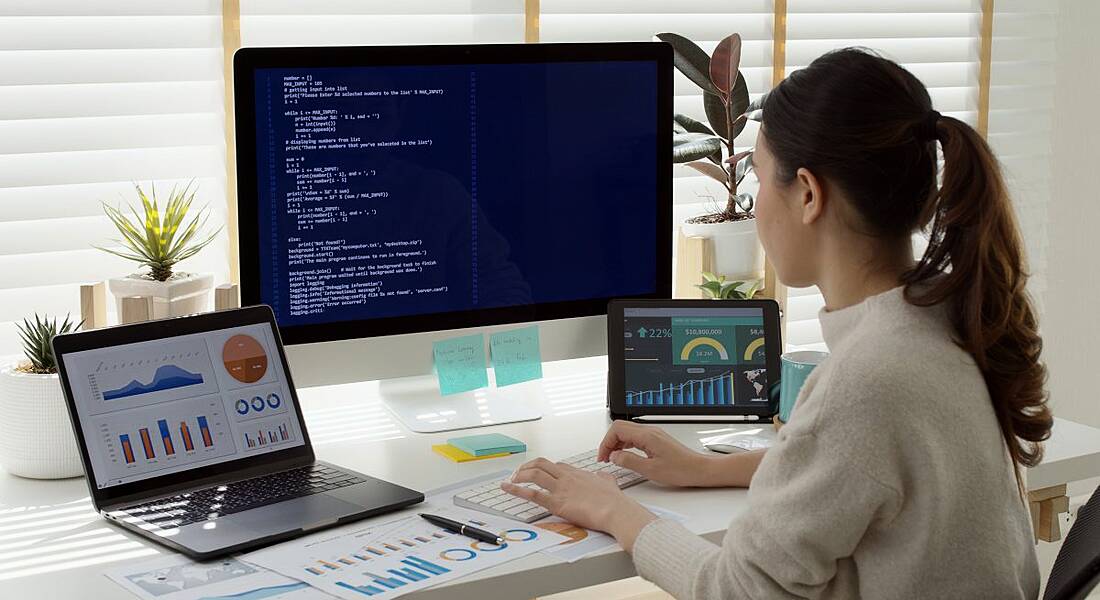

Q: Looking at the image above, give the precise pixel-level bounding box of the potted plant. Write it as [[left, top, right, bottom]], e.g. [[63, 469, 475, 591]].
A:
[[657, 31, 765, 281], [98, 182, 221, 320], [0, 314, 83, 478], [697, 272, 760, 300]]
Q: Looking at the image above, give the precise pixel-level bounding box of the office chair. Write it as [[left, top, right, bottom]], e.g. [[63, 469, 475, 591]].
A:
[[1043, 485, 1100, 599]]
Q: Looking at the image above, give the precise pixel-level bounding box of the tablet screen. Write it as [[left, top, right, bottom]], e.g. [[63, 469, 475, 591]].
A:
[[621, 306, 770, 408]]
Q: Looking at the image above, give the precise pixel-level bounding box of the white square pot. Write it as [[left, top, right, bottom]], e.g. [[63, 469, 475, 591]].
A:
[[0, 366, 84, 479], [108, 272, 214, 320]]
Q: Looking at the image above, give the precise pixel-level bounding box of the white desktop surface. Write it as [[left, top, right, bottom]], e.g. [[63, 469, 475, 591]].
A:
[[0, 355, 1098, 599]]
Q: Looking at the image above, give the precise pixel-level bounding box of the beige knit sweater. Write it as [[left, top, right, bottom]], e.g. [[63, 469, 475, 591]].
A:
[[632, 286, 1039, 599]]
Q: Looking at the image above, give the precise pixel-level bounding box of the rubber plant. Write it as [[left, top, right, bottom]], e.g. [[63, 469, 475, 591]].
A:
[[657, 32, 763, 224]]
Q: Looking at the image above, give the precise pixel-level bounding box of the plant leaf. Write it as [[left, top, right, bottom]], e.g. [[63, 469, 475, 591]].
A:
[[673, 113, 716, 137], [673, 133, 723, 163], [733, 150, 754, 185], [745, 93, 766, 122], [696, 281, 724, 298], [709, 33, 742, 102], [655, 33, 718, 94], [684, 161, 730, 188], [704, 74, 751, 142], [701, 271, 722, 283], [733, 192, 755, 213]]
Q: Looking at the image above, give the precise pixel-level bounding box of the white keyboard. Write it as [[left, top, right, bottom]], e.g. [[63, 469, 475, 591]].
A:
[[452, 449, 647, 523]]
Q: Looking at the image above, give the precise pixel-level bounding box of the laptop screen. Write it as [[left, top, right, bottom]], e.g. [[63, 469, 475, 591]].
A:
[[61, 322, 305, 489]]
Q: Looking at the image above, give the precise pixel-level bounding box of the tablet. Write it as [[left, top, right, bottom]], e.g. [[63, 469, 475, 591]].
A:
[[607, 299, 782, 421]]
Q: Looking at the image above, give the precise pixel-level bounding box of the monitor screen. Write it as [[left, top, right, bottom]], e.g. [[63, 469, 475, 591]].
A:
[[621, 307, 770, 408], [61, 323, 305, 489], [238, 44, 671, 343]]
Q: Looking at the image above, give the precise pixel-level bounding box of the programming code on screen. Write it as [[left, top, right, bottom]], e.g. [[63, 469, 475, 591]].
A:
[[254, 62, 659, 327]]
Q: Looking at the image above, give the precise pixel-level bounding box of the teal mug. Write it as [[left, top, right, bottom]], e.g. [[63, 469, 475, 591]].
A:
[[777, 351, 829, 422]]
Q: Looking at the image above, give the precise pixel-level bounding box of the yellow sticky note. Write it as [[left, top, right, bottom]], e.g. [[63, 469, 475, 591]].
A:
[[432, 444, 510, 463]]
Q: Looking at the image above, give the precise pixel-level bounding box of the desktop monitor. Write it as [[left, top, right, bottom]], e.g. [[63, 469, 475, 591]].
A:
[[234, 43, 672, 431]]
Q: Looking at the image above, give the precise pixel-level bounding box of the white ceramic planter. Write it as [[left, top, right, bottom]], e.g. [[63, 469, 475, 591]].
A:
[[108, 272, 214, 320], [681, 217, 765, 281], [0, 365, 84, 479]]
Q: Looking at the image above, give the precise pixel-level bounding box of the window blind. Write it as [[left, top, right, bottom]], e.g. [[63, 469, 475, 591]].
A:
[[988, 0, 1056, 310], [0, 1, 229, 357], [781, 0, 985, 349], [239, 1, 524, 47]]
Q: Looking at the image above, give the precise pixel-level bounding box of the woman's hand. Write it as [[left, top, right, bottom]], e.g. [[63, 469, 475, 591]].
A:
[[500, 458, 657, 552], [598, 420, 716, 487]]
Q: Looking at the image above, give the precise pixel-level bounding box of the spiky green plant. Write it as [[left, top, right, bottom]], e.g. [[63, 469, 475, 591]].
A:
[[697, 272, 760, 300], [15, 313, 82, 374], [96, 182, 221, 282]]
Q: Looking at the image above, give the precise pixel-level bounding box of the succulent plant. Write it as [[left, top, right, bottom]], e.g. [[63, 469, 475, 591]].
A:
[[96, 181, 221, 282], [15, 313, 82, 374]]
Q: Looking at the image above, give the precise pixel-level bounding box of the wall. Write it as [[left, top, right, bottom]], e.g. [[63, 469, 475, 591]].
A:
[[1043, 0, 1100, 429]]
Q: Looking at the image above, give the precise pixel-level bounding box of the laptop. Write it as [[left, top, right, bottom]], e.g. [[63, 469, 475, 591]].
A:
[[51, 305, 424, 559]]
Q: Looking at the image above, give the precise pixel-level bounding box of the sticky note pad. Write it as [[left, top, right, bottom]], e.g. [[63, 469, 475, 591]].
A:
[[490, 325, 543, 387], [432, 334, 488, 396], [432, 444, 510, 463], [447, 433, 527, 457]]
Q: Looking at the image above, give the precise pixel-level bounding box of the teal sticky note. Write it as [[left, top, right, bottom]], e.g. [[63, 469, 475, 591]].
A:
[[490, 325, 543, 387], [432, 334, 488, 396], [447, 433, 527, 457]]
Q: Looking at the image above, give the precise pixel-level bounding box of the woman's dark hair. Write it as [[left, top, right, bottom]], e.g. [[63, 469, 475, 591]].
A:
[[762, 48, 1052, 478]]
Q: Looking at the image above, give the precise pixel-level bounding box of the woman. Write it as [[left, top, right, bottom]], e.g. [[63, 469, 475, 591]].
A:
[[501, 48, 1052, 598]]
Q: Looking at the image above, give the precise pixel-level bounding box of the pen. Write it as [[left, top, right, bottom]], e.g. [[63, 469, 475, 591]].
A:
[[419, 513, 504, 546]]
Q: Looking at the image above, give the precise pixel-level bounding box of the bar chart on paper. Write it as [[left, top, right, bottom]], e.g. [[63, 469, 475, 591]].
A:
[[241, 508, 569, 600]]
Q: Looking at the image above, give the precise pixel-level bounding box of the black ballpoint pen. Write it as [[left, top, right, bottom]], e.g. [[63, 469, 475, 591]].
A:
[[419, 513, 504, 545]]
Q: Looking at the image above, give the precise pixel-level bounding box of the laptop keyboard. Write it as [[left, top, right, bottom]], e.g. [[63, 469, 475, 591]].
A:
[[110, 464, 365, 529]]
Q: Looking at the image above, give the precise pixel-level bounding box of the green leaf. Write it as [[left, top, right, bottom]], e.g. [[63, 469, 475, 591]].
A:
[[733, 192, 755, 213], [696, 281, 724, 298], [745, 93, 766, 122], [655, 33, 718, 94], [709, 33, 742, 102], [673, 113, 716, 137], [684, 161, 730, 189], [673, 133, 723, 163], [733, 150, 754, 186], [701, 271, 722, 283]]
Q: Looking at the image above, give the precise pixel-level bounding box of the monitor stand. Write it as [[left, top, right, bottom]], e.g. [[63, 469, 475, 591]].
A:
[[379, 372, 543, 433]]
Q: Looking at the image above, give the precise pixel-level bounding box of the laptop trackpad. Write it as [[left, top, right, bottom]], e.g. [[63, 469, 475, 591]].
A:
[[229, 494, 362, 534]]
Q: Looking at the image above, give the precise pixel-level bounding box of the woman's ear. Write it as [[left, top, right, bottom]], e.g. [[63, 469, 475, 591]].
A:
[[794, 167, 826, 226]]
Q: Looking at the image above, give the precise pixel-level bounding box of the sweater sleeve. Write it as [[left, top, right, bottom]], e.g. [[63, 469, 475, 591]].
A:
[[632, 429, 902, 599]]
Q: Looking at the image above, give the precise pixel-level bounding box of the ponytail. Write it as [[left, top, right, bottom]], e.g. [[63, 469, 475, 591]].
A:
[[761, 48, 1052, 483], [903, 115, 1052, 472]]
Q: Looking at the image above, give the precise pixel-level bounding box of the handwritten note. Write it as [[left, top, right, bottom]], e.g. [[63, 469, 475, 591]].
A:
[[490, 326, 543, 387], [433, 334, 488, 395]]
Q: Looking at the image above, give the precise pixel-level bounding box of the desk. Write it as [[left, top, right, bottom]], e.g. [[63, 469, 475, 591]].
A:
[[1, 356, 1099, 599]]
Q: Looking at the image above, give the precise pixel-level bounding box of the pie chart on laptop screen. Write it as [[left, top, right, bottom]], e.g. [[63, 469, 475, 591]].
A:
[[222, 334, 268, 383]]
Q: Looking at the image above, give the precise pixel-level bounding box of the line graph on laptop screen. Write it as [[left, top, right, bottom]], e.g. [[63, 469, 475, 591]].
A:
[[62, 323, 306, 489]]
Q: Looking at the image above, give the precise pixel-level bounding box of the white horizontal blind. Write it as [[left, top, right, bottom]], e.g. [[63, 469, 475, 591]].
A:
[[988, 0, 1056, 311], [0, 1, 229, 358], [239, 1, 524, 47], [782, 0, 984, 349], [541, 0, 773, 220]]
